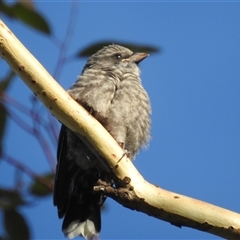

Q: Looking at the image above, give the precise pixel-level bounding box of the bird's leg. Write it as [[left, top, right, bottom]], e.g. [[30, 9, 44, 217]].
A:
[[117, 142, 124, 149], [117, 142, 131, 159], [94, 177, 135, 202]]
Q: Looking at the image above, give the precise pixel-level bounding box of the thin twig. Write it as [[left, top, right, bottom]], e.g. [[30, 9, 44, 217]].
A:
[[32, 124, 56, 171], [6, 108, 34, 134], [53, 1, 79, 80], [48, 1, 80, 154], [1, 93, 56, 170], [2, 153, 53, 191]]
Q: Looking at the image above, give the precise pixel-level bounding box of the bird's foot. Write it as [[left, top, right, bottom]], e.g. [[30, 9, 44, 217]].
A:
[[117, 142, 131, 159]]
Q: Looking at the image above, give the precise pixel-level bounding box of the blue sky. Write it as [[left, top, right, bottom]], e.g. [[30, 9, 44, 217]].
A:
[[0, 1, 240, 239]]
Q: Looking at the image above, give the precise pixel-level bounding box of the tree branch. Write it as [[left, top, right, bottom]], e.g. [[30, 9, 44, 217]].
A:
[[0, 19, 240, 238]]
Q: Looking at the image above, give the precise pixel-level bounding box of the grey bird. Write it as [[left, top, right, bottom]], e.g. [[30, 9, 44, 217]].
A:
[[53, 44, 151, 239]]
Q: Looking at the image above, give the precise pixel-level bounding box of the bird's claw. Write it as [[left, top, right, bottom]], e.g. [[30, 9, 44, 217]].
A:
[[117, 142, 131, 159]]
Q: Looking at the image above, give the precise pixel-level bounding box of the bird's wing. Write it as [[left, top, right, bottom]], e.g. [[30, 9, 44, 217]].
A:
[[53, 125, 70, 218]]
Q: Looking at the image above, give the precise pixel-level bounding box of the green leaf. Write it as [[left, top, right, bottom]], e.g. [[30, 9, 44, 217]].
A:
[[76, 41, 160, 58], [0, 2, 19, 17], [0, 70, 15, 92], [0, 188, 27, 209], [29, 173, 54, 197], [0, 103, 7, 156], [0, 2, 51, 35], [0, 70, 16, 156], [0, 70, 15, 156], [4, 209, 30, 240]]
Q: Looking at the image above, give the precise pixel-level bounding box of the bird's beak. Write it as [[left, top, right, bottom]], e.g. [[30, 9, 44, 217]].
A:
[[122, 52, 149, 64]]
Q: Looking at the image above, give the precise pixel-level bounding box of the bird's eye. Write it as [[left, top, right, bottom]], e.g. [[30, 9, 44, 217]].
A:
[[114, 54, 122, 59]]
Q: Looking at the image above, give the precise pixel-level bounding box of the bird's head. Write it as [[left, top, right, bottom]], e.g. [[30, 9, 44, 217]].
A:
[[83, 44, 149, 74]]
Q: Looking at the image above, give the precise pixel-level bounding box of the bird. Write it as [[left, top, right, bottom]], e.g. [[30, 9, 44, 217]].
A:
[[53, 44, 151, 240]]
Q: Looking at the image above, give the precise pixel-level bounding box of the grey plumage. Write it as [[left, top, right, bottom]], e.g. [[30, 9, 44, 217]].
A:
[[54, 44, 151, 239]]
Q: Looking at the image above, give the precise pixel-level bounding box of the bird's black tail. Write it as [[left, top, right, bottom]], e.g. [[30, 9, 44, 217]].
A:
[[62, 192, 101, 240], [54, 125, 108, 239]]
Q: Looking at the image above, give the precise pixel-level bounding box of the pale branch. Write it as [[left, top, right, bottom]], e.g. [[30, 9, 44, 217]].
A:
[[0, 19, 240, 238]]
